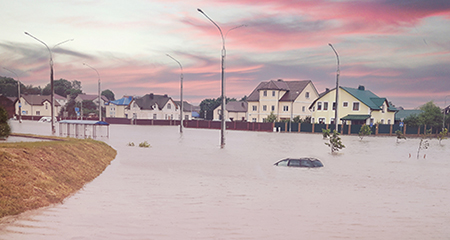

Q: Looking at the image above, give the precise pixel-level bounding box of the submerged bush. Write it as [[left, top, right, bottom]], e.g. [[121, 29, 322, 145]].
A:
[[139, 141, 151, 148]]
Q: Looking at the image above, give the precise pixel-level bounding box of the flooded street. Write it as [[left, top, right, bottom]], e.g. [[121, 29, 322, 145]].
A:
[[2, 121, 450, 239]]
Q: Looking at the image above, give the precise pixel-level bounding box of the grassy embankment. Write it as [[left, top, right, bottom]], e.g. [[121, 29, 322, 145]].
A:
[[0, 134, 117, 218]]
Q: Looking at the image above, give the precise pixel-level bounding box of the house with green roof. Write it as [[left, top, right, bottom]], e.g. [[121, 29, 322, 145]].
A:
[[309, 85, 397, 125]]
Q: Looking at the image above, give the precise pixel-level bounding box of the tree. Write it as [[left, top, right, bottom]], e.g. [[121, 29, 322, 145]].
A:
[[266, 112, 277, 123], [199, 96, 236, 120], [404, 114, 420, 127], [322, 128, 330, 139], [417, 129, 431, 159], [438, 128, 448, 145], [395, 130, 406, 143], [102, 89, 115, 101], [0, 106, 11, 139], [418, 101, 443, 128], [42, 79, 82, 97], [359, 125, 372, 140], [325, 130, 345, 153]]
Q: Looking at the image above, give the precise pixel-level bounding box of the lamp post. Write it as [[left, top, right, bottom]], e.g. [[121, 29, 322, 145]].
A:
[[443, 95, 450, 131], [197, 8, 245, 148], [166, 54, 184, 133], [2, 67, 22, 123], [25, 32, 73, 134], [83, 63, 102, 121], [329, 43, 340, 131]]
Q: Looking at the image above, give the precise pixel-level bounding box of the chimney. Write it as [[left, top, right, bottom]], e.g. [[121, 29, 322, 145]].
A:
[[358, 85, 365, 91], [149, 93, 154, 99]]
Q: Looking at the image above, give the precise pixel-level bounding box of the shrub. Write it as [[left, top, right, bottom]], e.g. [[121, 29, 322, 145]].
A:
[[139, 141, 151, 148], [325, 130, 345, 153], [359, 125, 372, 140], [0, 107, 11, 139]]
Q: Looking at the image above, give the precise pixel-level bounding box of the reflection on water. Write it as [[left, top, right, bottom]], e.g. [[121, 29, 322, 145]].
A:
[[2, 120, 450, 239]]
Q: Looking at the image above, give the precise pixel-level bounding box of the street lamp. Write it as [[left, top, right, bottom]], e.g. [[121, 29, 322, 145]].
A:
[[83, 63, 102, 121], [443, 95, 450, 131], [2, 67, 23, 123], [166, 54, 184, 133], [329, 43, 340, 131], [197, 8, 245, 148], [25, 32, 73, 134]]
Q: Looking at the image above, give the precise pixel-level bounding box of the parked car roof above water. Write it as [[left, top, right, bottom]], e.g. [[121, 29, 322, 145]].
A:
[[274, 158, 323, 168]]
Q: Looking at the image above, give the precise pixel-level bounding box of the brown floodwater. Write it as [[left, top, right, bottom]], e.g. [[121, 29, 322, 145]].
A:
[[1, 120, 450, 239]]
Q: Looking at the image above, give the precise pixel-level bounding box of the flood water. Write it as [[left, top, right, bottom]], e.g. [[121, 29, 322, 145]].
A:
[[2, 120, 450, 239]]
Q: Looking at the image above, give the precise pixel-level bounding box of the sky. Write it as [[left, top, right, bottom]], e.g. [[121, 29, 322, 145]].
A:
[[1, 0, 449, 109]]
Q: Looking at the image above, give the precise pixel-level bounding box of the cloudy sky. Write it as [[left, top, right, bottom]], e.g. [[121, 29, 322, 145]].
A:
[[1, 0, 449, 108]]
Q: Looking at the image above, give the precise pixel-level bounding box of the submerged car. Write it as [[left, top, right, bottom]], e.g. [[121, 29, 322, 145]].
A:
[[274, 158, 323, 168]]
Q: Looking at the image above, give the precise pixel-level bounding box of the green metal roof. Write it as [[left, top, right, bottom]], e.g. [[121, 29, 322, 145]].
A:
[[341, 114, 371, 120], [341, 86, 384, 110], [395, 109, 422, 121]]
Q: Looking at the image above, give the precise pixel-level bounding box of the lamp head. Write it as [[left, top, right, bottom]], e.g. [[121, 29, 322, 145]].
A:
[[197, 8, 203, 13]]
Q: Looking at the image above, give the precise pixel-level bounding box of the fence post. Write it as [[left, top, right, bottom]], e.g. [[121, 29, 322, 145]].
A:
[[312, 123, 315, 133], [298, 122, 301, 132], [389, 124, 393, 135]]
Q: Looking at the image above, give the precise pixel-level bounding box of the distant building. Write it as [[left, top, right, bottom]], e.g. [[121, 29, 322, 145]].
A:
[[213, 101, 248, 121], [75, 94, 108, 109], [127, 93, 179, 120], [246, 79, 319, 122], [105, 96, 133, 118], [174, 101, 201, 120], [309, 85, 397, 125], [0, 95, 16, 119], [16, 94, 63, 118]]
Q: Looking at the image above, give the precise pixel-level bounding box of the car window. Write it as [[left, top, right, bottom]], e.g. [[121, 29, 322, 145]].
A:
[[300, 160, 313, 167], [312, 160, 323, 167], [288, 160, 301, 167], [276, 160, 289, 166]]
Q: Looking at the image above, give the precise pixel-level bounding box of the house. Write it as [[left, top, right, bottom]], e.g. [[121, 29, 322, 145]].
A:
[[15, 94, 63, 118], [213, 101, 248, 121], [246, 79, 319, 122], [174, 101, 201, 120], [127, 93, 179, 120], [75, 94, 108, 109], [309, 85, 397, 125], [0, 95, 16, 119], [395, 109, 422, 123], [105, 96, 133, 118]]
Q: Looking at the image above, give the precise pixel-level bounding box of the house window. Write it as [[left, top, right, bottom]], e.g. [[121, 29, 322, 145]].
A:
[[252, 105, 257, 111], [272, 91, 275, 97], [331, 118, 335, 124], [317, 102, 322, 111], [271, 105, 275, 111], [252, 118, 256, 122], [36, 111, 40, 116], [153, 114, 157, 119], [388, 119, 391, 124], [302, 106, 305, 112], [381, 105, 385, 113], [263, 105, 267, 111], [263, 91, 267, 97], [343, 102, 348, 107], [333, 102, 336, 110], [283, 106, 289, 112], [353, 102, 360, 111], [171, 114, 173, 120], [305, 92, 310, 99], [381, 119, 384, 124], [45, 103, 48, 110], [318, 118, 325, 124], [323, 102, 328, 111], [185, 114, 189, 120], [167, 103, 171, 109]]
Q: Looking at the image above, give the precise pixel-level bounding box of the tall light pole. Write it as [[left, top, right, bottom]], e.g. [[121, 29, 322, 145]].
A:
[[329, 43, 340, 131], [83, 63, 102, 121], [2, 67, 22, 123], [166, 54, 184, 133], [25, 32, 73, 134], [197, 8, 245, 148], [443, 95, 450, 131]]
